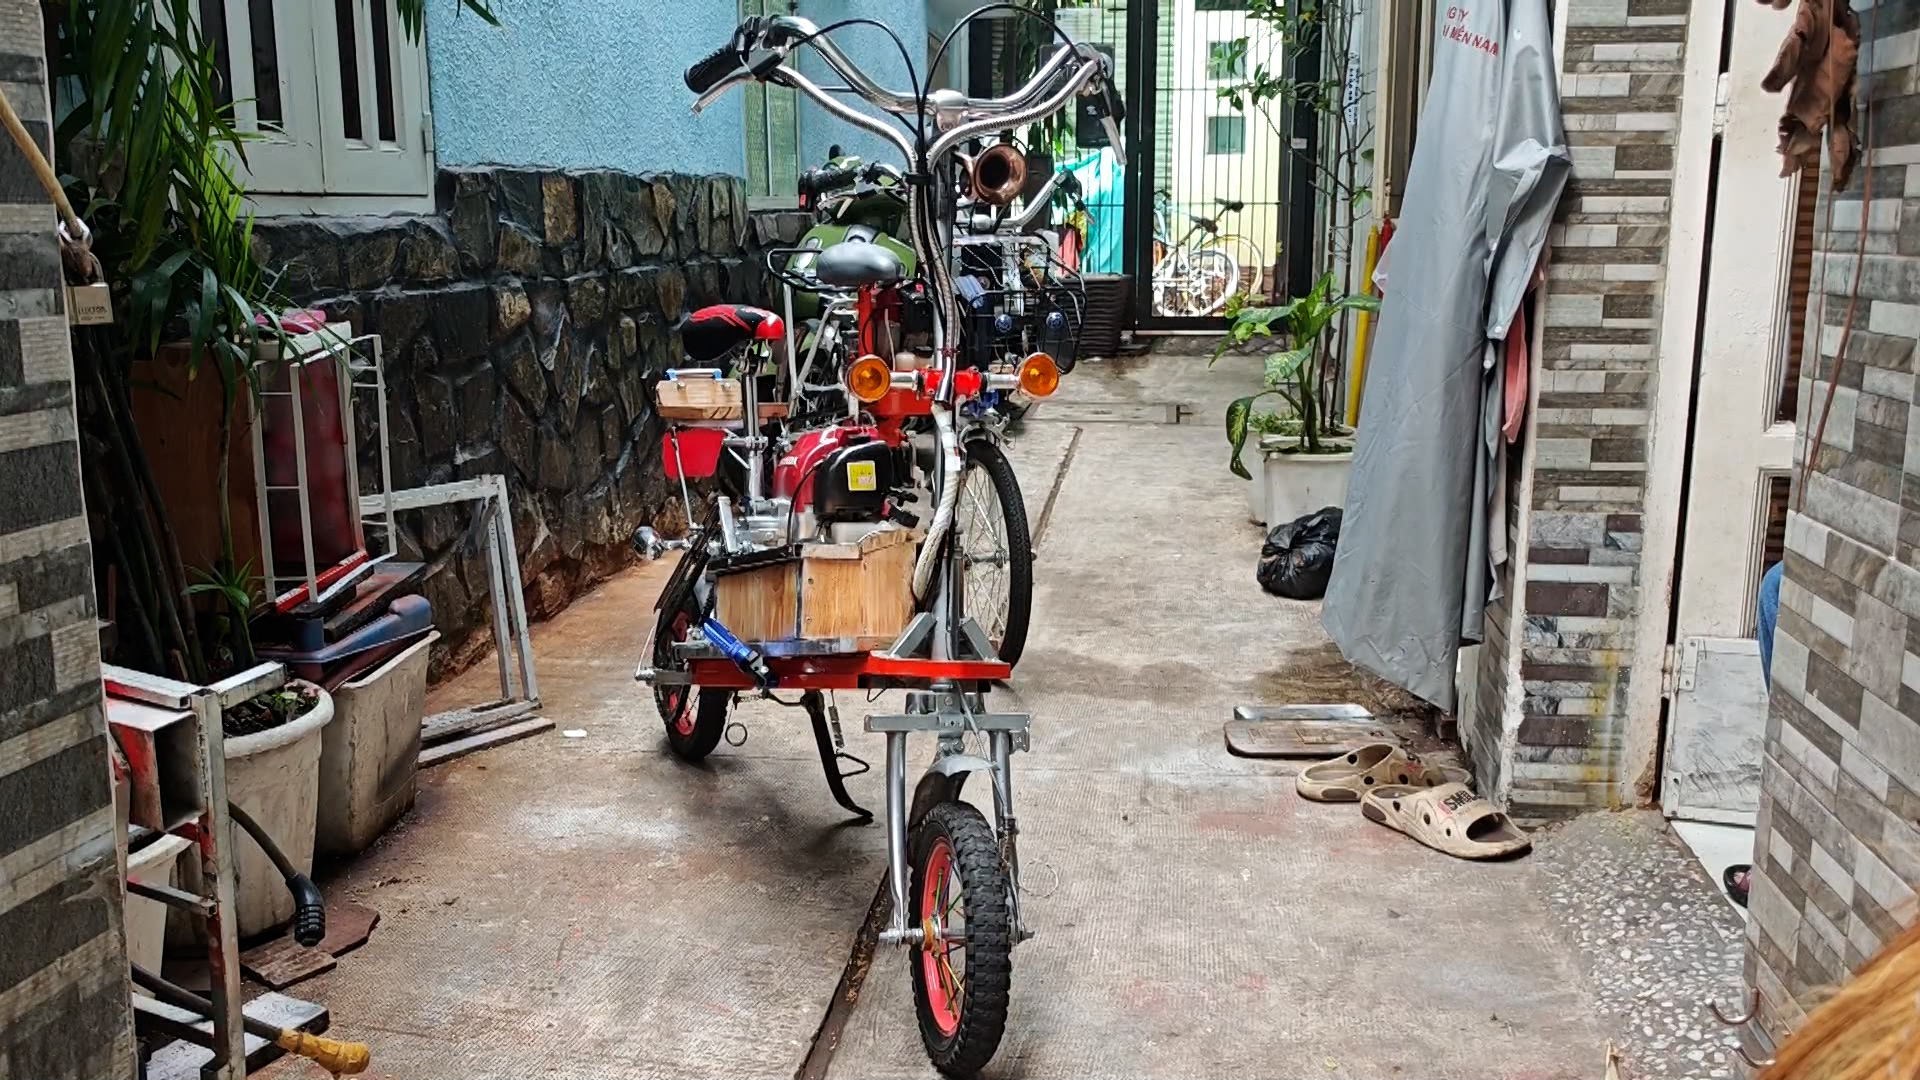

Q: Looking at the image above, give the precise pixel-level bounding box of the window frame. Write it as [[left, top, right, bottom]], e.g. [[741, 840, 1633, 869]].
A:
[[743, 0, 801, 209], [1205, 39, 1247, 82], [211, 0, 436, 211], [1205, 114, 1247, 155]]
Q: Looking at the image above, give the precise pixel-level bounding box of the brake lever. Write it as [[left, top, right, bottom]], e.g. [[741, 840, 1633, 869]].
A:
[[692, 72, 750, 114]]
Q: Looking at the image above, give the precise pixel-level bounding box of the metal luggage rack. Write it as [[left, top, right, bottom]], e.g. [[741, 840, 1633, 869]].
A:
[[962, 282, 1088, 372]]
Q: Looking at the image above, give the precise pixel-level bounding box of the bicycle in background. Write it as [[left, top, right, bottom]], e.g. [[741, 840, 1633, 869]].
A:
[[1150, 190, 1265, 316]]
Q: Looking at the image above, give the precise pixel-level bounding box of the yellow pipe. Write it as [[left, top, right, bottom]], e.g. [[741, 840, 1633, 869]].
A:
[[1346, 224, 1383, 429]]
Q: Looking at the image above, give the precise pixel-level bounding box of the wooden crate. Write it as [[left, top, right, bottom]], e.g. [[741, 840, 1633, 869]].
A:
[[657, 373, 742, 421], [800, 527, 917, 646], [712, 557, 801, 643], [711, 527, 918, 646]]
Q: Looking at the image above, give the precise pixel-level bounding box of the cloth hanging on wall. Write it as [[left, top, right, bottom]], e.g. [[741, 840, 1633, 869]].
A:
[[1759, 0, 1861, 190], [1321, 0, 1570, 712]]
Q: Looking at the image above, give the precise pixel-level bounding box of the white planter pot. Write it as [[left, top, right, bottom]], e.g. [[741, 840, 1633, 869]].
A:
[[225, 683, 334, 937], [126, 834, 192, 971], [316, 633, 435, 858], [1248, 437, 1354, 527]]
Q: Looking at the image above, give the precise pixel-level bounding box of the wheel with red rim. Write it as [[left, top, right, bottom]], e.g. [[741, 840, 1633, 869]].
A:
[[910, 801, 1012, 1077], [651, 583, 730, 761]]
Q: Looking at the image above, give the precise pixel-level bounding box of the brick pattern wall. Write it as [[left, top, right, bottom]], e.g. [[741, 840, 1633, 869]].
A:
[[1473, 0, 1685, 818], [1748, 6, 1920, 1036], [251, 170, 782, 677], [0, 2, 134, 1074]]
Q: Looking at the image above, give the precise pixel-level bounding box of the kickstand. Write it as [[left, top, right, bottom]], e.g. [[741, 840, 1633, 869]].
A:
[[803, 691, 873, 822]]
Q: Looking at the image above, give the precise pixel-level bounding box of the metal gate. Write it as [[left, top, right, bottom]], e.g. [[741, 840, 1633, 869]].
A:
[[970, 0, 1305, 329], [1132, 0, 1304, 327]]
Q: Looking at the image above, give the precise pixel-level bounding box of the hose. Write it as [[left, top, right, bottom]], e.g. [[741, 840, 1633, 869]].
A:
[[131, 963, 370, 1074], [228, 801, 326, 948], [912, 405, 964, 600]]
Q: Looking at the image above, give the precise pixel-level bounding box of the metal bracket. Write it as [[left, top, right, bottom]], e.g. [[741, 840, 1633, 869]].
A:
[[866, 710, 1031, 751]]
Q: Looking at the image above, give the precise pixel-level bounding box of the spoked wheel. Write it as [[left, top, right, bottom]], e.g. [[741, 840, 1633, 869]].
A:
[[652, 577, 731, 761], [956, 439, 1034, 668], [1179, 249, 1240, 316], [1215, 234, 1266, 299], [911, 801, 1013, 1078]]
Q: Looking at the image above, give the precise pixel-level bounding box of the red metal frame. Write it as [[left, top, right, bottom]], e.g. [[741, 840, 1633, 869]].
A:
[[686, 651, 1010, 690]]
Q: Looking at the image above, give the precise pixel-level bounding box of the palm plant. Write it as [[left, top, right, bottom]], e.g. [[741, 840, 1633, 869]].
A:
[[1214, 270, 1378, 478], [45, 0, 493, 679]]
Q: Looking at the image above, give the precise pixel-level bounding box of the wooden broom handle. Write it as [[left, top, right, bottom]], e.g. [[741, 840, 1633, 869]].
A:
[[0, 84, 86, 240]]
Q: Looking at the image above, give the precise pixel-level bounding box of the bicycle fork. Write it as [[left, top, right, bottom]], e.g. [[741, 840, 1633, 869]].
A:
[[870, 691, 1031, 947]]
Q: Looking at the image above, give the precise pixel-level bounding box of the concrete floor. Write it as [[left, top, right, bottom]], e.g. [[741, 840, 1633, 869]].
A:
[[260, 352, 1739, 1080]]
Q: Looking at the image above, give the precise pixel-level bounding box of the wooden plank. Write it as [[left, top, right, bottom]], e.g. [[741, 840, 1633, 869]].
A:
[[418, 717, 554, 768], [800, 533, 914, 642], [240, 937, 338, 989], [421, 700, 540, 745], [316, 900, 380, 957], [714, 560, 800, 643]]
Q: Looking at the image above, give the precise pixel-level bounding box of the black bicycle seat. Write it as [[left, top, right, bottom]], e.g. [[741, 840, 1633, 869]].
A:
[[1187, 213, 1220, 234], [814, 239, 905, 288], [1215, 198, 1245, 212]]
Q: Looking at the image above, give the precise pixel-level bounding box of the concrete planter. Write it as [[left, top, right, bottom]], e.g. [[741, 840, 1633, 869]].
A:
[[1248, 436, 1354, 526], [316, 632, 435, 858], [126, 834, 193, 971], [226, 683, 334, 937]]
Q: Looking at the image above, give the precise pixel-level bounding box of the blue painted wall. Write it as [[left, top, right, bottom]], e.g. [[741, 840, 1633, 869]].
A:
[[426, 0, 745, 176], [427, 0, 927, 182], [793, 0, 929, 172]]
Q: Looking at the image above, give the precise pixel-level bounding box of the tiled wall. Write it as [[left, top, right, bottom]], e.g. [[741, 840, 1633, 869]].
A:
[[1748, 4, 1920, 1035], [0, 1, 134, 1074], [1471, 0, 1685, 818]]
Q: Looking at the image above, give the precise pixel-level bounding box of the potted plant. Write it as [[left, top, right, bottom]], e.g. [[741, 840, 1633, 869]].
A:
[[221, 681, 336, 936], [1215, 271, 1379, 525]]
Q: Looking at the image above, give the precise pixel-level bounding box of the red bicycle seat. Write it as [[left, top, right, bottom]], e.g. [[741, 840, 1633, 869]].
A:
[[682, 305, 786, 363]]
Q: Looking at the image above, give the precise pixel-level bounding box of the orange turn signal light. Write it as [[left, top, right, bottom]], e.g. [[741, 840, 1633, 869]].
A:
[[848, 354, 892, 403], [1018, 352, 1061, 398]]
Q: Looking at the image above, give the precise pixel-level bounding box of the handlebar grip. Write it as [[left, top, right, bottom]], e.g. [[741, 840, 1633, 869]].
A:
[[799, 162, 859, 199], [685, 43, 743, 95]]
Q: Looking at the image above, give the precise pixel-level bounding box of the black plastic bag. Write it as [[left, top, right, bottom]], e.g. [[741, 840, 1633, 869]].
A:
[[1257, 507, 1343, 600]]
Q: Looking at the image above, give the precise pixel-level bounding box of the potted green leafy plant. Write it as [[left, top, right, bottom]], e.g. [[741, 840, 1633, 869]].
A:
[[1214, 271, 1378, 524]]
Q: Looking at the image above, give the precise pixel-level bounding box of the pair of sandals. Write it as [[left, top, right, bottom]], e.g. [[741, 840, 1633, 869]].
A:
[[1296, 744, 1532, 860]]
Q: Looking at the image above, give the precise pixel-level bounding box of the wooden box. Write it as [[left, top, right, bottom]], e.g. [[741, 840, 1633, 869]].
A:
[[657, 372, 742, 420], [713, 527, 918, 647]]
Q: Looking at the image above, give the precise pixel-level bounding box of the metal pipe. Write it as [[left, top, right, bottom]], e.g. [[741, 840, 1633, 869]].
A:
[[1007, 171, 1064, 233], [885, 731, 910, 932], [286, 362, 319, 603], [990, 728, 1021, 933], [912, 406, 963, 600], [770, 67, 914, 161], [928, 61, 1102, 163], [791, 16, 1085, 122]]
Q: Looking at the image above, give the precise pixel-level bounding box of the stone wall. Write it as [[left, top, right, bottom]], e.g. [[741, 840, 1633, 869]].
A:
[[253, 169, 778, 676], [1748, 9, 1920, 1037], [1469, 0, 1685, 818], [0, 1, 134, 1073]]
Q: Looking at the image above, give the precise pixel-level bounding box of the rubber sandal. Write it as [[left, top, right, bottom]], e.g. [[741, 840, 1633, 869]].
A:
[[1359, 782, 1532, 860], [1294, 743, 1469, 803]]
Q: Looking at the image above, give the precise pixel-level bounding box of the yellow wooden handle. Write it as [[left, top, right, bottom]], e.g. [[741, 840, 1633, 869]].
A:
[[274, 1030, 371, 1075]]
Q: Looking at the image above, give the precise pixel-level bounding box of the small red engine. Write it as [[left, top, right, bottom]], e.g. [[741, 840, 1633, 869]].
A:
[[775, 423, 899, 525]]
